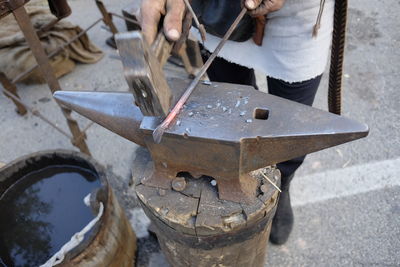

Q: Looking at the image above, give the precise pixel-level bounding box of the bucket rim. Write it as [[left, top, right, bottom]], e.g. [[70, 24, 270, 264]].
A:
[[0, 149, 112, 264]]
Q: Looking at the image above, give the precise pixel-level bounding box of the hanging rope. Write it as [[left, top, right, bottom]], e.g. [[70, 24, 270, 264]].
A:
[[328, 0, 348, 115]]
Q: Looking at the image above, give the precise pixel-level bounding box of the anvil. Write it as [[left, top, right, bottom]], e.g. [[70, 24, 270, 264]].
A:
[[54, 78, 368, 203]]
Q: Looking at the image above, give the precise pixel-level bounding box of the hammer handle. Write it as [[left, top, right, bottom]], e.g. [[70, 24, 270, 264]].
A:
[[151, 32, 174, 66]]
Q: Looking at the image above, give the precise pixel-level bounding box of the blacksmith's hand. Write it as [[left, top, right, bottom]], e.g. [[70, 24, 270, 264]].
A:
[[140, 0, 185, 45], [244, 0, 286, 16]]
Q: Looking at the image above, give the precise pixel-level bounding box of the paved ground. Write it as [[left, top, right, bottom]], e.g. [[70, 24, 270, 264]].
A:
[[0, 0, 399, 266]]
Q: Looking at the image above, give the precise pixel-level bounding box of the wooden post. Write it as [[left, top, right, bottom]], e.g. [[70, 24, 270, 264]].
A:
[[136, 167, 281, 267]]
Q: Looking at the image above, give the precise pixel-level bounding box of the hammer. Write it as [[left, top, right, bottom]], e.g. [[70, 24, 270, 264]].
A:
[[115, 31, 174, 117], [115, 0, 202, 117]]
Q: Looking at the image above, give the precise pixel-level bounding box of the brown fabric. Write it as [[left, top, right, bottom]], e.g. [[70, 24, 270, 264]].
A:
[[0, 0, 103, 84]]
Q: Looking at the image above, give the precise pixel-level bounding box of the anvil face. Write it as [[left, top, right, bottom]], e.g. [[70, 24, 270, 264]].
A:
[[54, 79, 368, 203]]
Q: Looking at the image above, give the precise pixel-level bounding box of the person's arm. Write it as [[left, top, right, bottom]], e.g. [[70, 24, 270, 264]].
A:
[[140, 0, 285, 45]]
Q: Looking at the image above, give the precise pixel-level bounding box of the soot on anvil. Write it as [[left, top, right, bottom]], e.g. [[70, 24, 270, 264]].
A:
[[0, 165, 101, 267]]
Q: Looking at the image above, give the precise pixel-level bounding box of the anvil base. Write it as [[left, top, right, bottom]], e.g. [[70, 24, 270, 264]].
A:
[[141, 164, 259, 204]]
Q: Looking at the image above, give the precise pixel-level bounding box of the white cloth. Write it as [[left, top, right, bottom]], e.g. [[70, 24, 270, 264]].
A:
[[192, 0, 334, 83]]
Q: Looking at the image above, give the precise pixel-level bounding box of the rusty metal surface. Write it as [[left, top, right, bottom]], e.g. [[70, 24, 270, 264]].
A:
[[0, 73, 27, 115], [0, 0, 28, 19], [53, 78, 369, 203], [95, 0, 118, 34]]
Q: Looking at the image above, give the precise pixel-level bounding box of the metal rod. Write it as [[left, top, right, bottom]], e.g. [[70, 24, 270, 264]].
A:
[[1, 88, 73, 139], [101, 25, 112, 33], [12, 18, 102, 84], [12, 5, 90, 155], [37, 18, 61, 36], [0, 72, 27, 115], [152, 8, 248, 143], [95, 0, 118, 34], [81, 121, 94, 134], [74, 122, 95, 144], [109, 12, 141, 27], [182, 0, 206, 43], [261, 172, 282, 193], [1, 86, 94, 143]]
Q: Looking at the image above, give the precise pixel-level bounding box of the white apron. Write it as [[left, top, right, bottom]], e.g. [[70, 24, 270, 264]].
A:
[[192, 0, 334, 83]]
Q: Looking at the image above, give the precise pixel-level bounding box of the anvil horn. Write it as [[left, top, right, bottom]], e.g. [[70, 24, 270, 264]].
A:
[[54, 91, 146, 147]]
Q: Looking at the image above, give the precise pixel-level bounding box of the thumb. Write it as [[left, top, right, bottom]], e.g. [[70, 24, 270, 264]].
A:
[[245, 0, 262, 10], [164, 0, 185, 41]]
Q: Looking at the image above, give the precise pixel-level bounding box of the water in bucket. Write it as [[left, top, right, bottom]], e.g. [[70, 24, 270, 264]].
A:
[[0, 165, 101, 267]]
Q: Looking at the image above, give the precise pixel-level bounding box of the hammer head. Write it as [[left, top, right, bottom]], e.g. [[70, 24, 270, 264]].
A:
[[115, 31, 173, 117]]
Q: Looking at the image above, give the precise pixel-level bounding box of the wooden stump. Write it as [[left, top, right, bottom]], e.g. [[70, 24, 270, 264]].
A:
[[136, 166, 281, 267]]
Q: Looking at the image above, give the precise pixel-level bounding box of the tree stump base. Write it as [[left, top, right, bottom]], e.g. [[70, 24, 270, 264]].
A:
[[135, 166, 280, 267]]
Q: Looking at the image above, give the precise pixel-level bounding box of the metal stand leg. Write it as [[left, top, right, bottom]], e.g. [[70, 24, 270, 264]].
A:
[[95, 0, 119, 48], [12, 6, 91, 155], [0, 73, 27, 115]]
